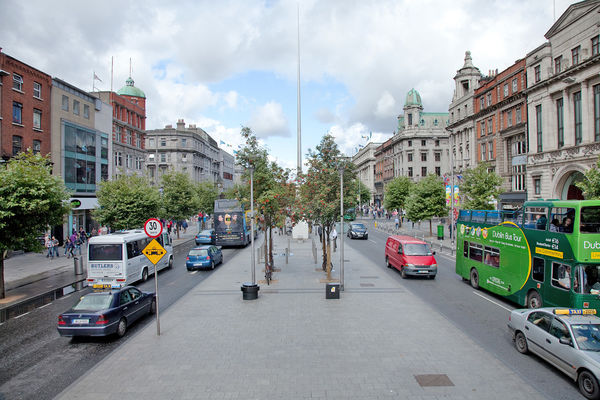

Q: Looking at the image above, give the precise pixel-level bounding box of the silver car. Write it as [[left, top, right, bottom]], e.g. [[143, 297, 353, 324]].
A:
[[508, 307, 600, 399]]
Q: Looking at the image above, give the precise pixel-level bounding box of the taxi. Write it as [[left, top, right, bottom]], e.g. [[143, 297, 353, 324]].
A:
[[508, 307, 600, 399]]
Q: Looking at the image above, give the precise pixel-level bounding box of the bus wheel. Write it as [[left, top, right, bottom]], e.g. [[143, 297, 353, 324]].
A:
[[470, 268, 479, 289], [141, 268, 149, 282], [168, 256, 173, 269], [527, 291, 542, 309], [579, 370, 600, 400]]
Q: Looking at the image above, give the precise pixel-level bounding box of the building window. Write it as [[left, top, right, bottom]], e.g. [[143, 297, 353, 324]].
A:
[[574, 91, 582, 145], [435, 166, 441, 176], [73, 100, 80, 116], [62, 95, 69, 111], [149, 138, 155, 148], [534, 65, 541, 83], [408, 167, 413, 177], [554, 56, 562, 74], [534, 178, 541, 195], [408, 153, 413, 162], [408, 140, 412, 147], [182, 138, 187, 147], [136, 135, 142, 148], [126, 154, 133, 169], [421, 153, 427, 162], [557, 98, 564, 148], [83, 104, 90, 119], [161, 138, 166, 147], [13, 73, 23, 91], [507, 110, 512, 127], [487, 93, 492, 106], [421, 167, 427, 177], [421, 140, 426, 146], [593, 35, 599, 56], [33, 109, 42, 129], [480, 121, 485, 137], [136, 157, 143, 170], [12, 102, 23, 124], [594, 85, 600, 142], [33, 82, 42, 99], [160, 153, 166, 163], [435, 152, 441, 162], [489, 142, 494, 160], [407, 113, 412, 125], [503, 83, 508, 97], [512, 165, 525, 191], [572, 46, 580, 66], [488, 118, 493, 133], [126, 130, 132, 145], [115, 126, 122, 142], [481, 143, 486, 161], [512, 78, 517, 93], [536, 105, 542, 152], [480, 97, 484, 110], [516, 107, 522, 124], [114, 151, 122, 167], [12, 136, 22, 155], [32, 140, 41, 154]]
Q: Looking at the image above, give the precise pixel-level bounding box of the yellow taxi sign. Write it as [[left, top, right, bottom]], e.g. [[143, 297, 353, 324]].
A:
[[143, 239, 166, 264], [554, 308, 597, 315]]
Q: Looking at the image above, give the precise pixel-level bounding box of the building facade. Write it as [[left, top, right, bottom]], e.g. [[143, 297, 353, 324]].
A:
[[525, 0, 600, 200], [352, 142, 381, 206], [0, 50, 52, 161], [473, 59, 528, 209]]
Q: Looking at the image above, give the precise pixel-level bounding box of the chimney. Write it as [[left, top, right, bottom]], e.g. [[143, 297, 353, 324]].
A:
[[177, 119, 185, 130]]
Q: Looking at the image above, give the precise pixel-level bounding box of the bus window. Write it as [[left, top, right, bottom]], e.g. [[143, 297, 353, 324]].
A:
[[574, 265, 600, 294], [524, 207, 547, 230], [463, 241, 468, 258], [486, 211, 501, 224], [468, 242, 483, 262], [581, 206, 600, 233], [484, 246, 500, 267], [550, 207, 575, 233], [503, 210, 522, 226], [532, 257, 545, 282], [89, 243, 123, 261], [471, 211, 486, 223], [551, 262, 571, 291]]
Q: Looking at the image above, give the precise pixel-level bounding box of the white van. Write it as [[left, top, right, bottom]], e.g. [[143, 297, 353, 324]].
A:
[[86, 230, 173, 289]]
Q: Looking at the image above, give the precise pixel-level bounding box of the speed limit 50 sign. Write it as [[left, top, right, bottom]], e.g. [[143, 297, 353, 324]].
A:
[[144, 218, 163, 238]]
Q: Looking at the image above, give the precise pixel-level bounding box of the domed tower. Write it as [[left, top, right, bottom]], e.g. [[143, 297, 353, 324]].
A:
[[402, 88, 423, 129], [117, 76, 146, 111]]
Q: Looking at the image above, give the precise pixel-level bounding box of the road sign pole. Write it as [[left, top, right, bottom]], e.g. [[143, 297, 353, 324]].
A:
[[154, 261, 160, 336]]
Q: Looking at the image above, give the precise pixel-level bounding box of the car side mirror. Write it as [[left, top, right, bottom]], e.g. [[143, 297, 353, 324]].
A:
[[432, 251, 436, 255], [559, 337, 573, 347], [398, 249, 402, 254]]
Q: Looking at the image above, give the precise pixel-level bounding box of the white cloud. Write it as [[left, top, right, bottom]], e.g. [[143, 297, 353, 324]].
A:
[[247, 101, 290, 138], [374, 91, 397, 119]]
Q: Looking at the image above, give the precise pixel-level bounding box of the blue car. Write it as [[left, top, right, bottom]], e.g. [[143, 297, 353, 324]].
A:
[[195, 229, 215, 245], [186, 245, 223, 270], [57, 286, 155, 338]]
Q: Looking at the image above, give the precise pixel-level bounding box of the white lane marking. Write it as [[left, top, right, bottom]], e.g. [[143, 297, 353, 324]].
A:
[[14, 312, 30, 319], [472, 291, 512, 312], [39, 303, 52, 309], [189, 270, 198, 275], [369, 239, 377, 244]]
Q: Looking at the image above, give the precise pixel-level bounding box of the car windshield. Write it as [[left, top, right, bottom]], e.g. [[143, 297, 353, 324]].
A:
[[189, 249, 209, 256], [404, 243, 432, 256], [572, 324, 600, 351], [72, 293, 113, 311], [352, 224, 366, 229], [199, 230, 212, 235]]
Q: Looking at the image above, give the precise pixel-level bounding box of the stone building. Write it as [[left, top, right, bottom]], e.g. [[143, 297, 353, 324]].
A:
[[525, 0, 600, 200], [352, 142, 381, 206]]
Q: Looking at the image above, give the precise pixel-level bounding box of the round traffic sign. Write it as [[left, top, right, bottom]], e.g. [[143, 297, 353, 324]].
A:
[[144, 218, 163, 238]]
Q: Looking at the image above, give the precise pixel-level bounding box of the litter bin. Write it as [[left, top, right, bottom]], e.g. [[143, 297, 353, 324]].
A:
[[326, 282, 340, 299], [73, 256, 84, 290], [437, 225, 444, 240], [241, 283, 259, 300]]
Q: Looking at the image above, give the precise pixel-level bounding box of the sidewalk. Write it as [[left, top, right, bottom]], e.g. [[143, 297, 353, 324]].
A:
[[0, 229, 198, 314], [56, 231, 543, 400]]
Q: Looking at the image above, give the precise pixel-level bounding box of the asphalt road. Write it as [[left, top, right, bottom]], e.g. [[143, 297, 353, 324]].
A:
[[0, 240, 240, 400], [349, 227, 582, 400]]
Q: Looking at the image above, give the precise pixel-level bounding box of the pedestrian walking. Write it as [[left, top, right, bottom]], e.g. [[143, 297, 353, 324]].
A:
[[45, 234, 53, 259], [78, 227, 87, 243], [51, 236, 60, 258], [330, 227, 338, 252], [394, 215, 400, 230], [64, 237, 74, 258]]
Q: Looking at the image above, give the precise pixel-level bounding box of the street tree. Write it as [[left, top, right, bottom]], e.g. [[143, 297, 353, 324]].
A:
[[195, 181, 219, 229], [404, 174, 447, 235], [0, 151, 71, 298], [577, 158, 600, 199], [161, 171, 199, 238], [353, 179, 371, 207], [383, 176, 413, 226], [94, 174, 161, 231], [460, 162, 502, 210]]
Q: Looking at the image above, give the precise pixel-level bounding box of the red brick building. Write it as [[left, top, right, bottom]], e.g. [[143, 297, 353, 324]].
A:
[[0, 49, 52, 160]]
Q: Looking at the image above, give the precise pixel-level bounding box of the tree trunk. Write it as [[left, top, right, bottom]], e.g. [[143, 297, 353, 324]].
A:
[[321, 225, 328, 271], [429, 219, 432, 236], [263, 220, 268, 268], [0, 253, 5, 299], [268, 225, 273, 268], [326, 239, 332, 280]]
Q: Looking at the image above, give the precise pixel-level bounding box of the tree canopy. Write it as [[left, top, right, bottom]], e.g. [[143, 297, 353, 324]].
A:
[[460, 162, 502, 210], [384, 176, 412, 212], [404, 174, 446, 229], [577, 158, 600, 200]]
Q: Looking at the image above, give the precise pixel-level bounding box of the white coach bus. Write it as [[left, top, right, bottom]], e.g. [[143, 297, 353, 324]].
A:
[[86, 229, 173, 289]]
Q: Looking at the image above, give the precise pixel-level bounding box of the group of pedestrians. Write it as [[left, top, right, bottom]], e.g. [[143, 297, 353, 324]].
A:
[[44, 227, 88, 260]]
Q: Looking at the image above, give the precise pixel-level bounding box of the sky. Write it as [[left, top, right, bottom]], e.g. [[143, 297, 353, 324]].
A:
[[0, 0, 573, 173]]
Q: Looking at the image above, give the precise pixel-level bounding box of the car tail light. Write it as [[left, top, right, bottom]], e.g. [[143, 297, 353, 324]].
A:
[[186, 256, 190, 261], [117, 279, 125, 282], [206, 256, 211, 260], [508, 315, 511, 322], [96, 315, 108, 325], [58, 315, 66, 325], [87, 279, 94, 282]]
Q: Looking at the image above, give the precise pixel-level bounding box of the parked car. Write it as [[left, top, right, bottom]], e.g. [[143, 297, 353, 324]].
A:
[[508, 307, 600, 400], [57, 286, 155, 338], [186, 245, 223, 270], [195, 229, 215, 245], [384, 235, 437, 279], [347, 222, 368, 240]]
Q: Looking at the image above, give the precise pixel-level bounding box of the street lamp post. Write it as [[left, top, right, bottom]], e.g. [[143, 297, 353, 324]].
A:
[[241, 165, 260, 300], [339, 165, 345, 291]]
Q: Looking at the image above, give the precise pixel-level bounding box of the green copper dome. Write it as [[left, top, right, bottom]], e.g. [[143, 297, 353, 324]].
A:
[[405, 88, 422, 107], [117, 77, 146, 98]]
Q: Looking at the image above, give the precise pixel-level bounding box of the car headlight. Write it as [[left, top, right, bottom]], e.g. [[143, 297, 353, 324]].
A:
[[407, 263, 415, 268], [431, 264, 437, 268]]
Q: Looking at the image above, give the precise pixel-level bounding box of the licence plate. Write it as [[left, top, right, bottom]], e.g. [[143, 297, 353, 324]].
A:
[[418, 270, 428, 274], [93, 284, 112, 289], [72, 319, 89, 324]]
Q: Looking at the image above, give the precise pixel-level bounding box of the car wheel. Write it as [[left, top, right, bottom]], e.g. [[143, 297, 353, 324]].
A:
[[579, 370, 600, 400], [149, 299, 156, 315], [385, 256, 391, 268], [168, 256, 173, 269], [364, 235, 368, 240], [527, 291, 542, 309], [401, 267, 407, 279], [429, 275, 436, 280], [210, 261, 215, 270], [470, 268, 479, 289], [220, 255, 224, 265], [116, 318, 127, 338], [141, 268, 149, 282], [514, 331, 529, 354]]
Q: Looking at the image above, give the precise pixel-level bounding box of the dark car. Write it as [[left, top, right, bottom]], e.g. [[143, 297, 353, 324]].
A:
[[195, 229, 215, 245], [186, 245, 223, 270], [347, 222, 368, 240], [57, 286, 155, 338]]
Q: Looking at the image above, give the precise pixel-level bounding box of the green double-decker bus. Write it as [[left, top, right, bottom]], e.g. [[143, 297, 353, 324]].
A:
[[456, 200, 600, 312]]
